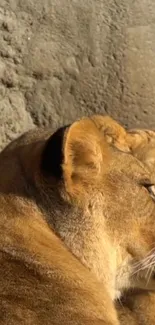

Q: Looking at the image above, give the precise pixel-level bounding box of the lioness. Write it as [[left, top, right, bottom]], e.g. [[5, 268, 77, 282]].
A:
[[0, 115, 155, 324], [118, 127, 155, 325], [91, 115, 155, 325]]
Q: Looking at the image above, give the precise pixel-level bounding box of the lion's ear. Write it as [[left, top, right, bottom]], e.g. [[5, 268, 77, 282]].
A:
[[41, 118, 110, 196], [127, 129, 155, 151], [91, 115, 130, 153], [127, 129, 155, 170], [62, 118, 110, 197]]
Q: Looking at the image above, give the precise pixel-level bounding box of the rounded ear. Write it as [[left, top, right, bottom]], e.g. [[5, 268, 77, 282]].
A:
[[127, 129, 155, 170], [127, 129, 155, 150], [62, 117, 110, 197], [40, 117, 111, 199], [90, 115, 130, 152], [90, 115, 155, 171]]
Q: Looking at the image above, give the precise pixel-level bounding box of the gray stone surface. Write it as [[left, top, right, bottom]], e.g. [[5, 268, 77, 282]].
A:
[[0, 0, 155, 149]]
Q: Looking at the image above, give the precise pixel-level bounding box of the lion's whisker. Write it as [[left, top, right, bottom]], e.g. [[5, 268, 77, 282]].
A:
[[132, 252, 155, 272], [132, 260, 155, 276], [146, 264, 154, 286]]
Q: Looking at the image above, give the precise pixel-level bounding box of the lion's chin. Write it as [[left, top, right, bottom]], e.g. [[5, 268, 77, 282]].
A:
[[146, 274, 155, 290]]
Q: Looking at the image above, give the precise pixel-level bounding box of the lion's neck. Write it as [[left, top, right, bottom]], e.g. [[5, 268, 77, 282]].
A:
[[45, 201, 118, 300]]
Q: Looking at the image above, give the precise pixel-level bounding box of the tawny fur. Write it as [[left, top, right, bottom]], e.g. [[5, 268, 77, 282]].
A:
[[0, 115, 155, 324], [93, 115, 155, 325]]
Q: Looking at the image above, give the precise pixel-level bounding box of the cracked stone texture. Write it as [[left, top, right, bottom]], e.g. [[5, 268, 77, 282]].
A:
[[0, 0, 155, 150]]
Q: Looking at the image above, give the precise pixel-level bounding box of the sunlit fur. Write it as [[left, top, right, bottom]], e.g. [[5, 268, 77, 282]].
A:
[[0, 115, 155, 324], [94, 119, 155, 325]]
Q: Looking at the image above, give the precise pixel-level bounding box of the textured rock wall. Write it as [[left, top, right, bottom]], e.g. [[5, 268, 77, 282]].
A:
[[0, 0, 155, 149]]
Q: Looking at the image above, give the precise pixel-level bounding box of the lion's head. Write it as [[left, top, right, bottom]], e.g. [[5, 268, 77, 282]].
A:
[[1, 115, 155, 302]]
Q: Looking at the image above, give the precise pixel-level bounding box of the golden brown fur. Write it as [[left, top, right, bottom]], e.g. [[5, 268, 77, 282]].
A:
[[0, 115, 155, 324], [92, 116, 155, 325], [119, 128, 155, 325]]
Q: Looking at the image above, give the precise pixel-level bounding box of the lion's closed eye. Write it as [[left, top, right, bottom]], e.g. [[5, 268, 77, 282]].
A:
[[143, 184, 155, 200]]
